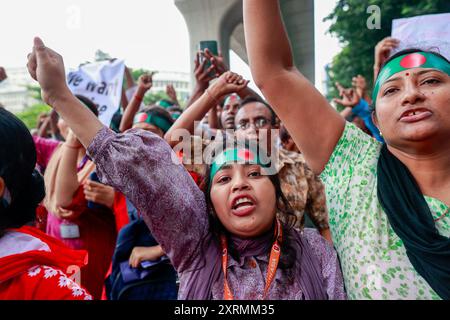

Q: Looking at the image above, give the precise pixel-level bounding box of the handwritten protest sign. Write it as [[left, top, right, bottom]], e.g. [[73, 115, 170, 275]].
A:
[[67, 60, 125, 126], [392, 13, 450, 60]]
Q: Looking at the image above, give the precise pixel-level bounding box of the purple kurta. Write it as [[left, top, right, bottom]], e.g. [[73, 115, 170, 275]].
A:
[[87, 127, 346, 300]]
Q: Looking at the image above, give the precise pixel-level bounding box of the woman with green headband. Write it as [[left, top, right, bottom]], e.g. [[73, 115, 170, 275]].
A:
[[131, 106, 174, 136], [244, 0, 450, 300], [26, 37, 345, 300], [119, 72, 174, 137]]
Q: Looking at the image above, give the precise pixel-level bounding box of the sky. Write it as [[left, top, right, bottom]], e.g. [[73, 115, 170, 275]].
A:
[[0, 0, 341, 91]]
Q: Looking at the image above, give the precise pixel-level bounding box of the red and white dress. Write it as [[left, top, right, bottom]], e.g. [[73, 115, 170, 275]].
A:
[[0, 226, 92, 300]]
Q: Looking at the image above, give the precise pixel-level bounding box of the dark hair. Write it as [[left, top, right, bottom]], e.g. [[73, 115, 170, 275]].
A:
[[203, 140, 297, 269], [139, 105, 175, 131], [0, 108, 45, 236], [110, 109, 123, 133], [75, 94, 98, 117], [238, 96, 277, 126], [279, 124, 292, 143]]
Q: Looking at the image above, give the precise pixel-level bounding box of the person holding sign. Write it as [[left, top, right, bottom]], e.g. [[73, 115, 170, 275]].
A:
[[26, 37, 345, 300], [243, 0, 450, 299]]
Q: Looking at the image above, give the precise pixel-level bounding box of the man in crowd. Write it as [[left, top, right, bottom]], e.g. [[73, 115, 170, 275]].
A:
[[234, 97, 331, 240], [166, 70, 332, 241]]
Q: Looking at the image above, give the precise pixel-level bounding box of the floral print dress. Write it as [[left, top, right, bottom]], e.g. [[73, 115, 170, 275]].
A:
[[320, 122, 449, 300]]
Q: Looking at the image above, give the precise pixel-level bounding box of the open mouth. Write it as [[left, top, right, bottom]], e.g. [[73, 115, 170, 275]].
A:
[[399, 108, 432, 123], [231, 196, 256, 216]]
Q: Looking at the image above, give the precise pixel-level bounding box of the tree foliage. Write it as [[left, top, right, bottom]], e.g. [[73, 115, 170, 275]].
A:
[[325, 0, 450, 99], [129, 70, 179, 106], [26, 84, 42, 101], [143, 91, 170, 106], [15, 103, 51, 129]]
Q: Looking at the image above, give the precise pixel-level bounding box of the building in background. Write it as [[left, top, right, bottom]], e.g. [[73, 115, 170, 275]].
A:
[[151, 71, 191, 102], [0, 67, 191, 112], [175, 0, 315, 84], [0, 67, 37, 113]]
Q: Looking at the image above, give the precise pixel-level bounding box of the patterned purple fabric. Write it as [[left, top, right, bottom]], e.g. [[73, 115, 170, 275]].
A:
[[87, 127, 346, 300]]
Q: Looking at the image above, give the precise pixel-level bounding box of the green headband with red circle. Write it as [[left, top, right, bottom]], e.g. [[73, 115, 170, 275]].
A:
[[133, 112, 172, 133], [209, 147, 268, 184], [373, 52, 450, 104], [223, 94, 241, 107]]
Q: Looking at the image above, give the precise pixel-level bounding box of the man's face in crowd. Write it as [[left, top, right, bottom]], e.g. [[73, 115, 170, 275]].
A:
[[220, 95, 241, 130], [234, 102, 274, 143]]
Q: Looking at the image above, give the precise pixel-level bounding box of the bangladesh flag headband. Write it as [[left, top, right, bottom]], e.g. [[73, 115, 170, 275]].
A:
[[209, 147, 269, 187], [133, 112, 172, 133], [373, 52, 450, 104], [223, 94, 241, 106]]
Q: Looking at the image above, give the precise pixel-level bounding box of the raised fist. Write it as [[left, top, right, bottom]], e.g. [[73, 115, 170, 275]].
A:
[[26, 37, 70, 106], [207, 71, 249, 102], [0, 67, 7, 82], [138, 73, 153, 91]]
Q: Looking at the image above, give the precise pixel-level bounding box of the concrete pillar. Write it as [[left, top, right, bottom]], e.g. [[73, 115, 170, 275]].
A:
[[175, 0, 315, 85], [175, 0, 241, 83]]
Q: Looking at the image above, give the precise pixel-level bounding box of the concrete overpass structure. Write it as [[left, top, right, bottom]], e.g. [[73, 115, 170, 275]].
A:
[[174, 0, 315, 83]]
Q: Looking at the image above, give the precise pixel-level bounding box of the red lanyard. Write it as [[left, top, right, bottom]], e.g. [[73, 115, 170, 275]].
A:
[[220, 219, 283, 300]]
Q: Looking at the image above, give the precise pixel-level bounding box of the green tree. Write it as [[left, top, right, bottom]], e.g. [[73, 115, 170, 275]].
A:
[[131, 68, 153, 82], [15, 103, 51, 129], [144, 91, 170, 106], [128, 70, 181, 107], [325, 0, 450, 100], [26, 84, 42, 102]]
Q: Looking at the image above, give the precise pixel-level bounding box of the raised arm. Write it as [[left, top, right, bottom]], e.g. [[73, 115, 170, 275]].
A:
[[36, 113, 51, 137], [27, 37, 103, 148], [185, 52, 217, 108], [164, 71, 249, 147], [27, 37, 209, 271], [0, 67, 7, 83], [204, 48, 262, 101], [243, 0, 345, 174], [119, 73, 153, 132], [373, 37, 399, 83], [166, 84, 180, 107], [53, 130, 83, 209], [207, 104, 220, 130], [86, 127, 208, 271]]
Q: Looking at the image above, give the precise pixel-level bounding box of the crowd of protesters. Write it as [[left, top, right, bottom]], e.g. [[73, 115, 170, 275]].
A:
[[0, 0, 449, 300]]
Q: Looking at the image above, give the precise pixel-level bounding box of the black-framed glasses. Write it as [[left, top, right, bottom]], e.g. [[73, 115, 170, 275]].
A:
[[236, 117, 271, 130]]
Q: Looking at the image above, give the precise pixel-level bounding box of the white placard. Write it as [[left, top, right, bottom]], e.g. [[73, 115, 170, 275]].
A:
[[67, 60, 125, 126], [392, 13, 450, 60]]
